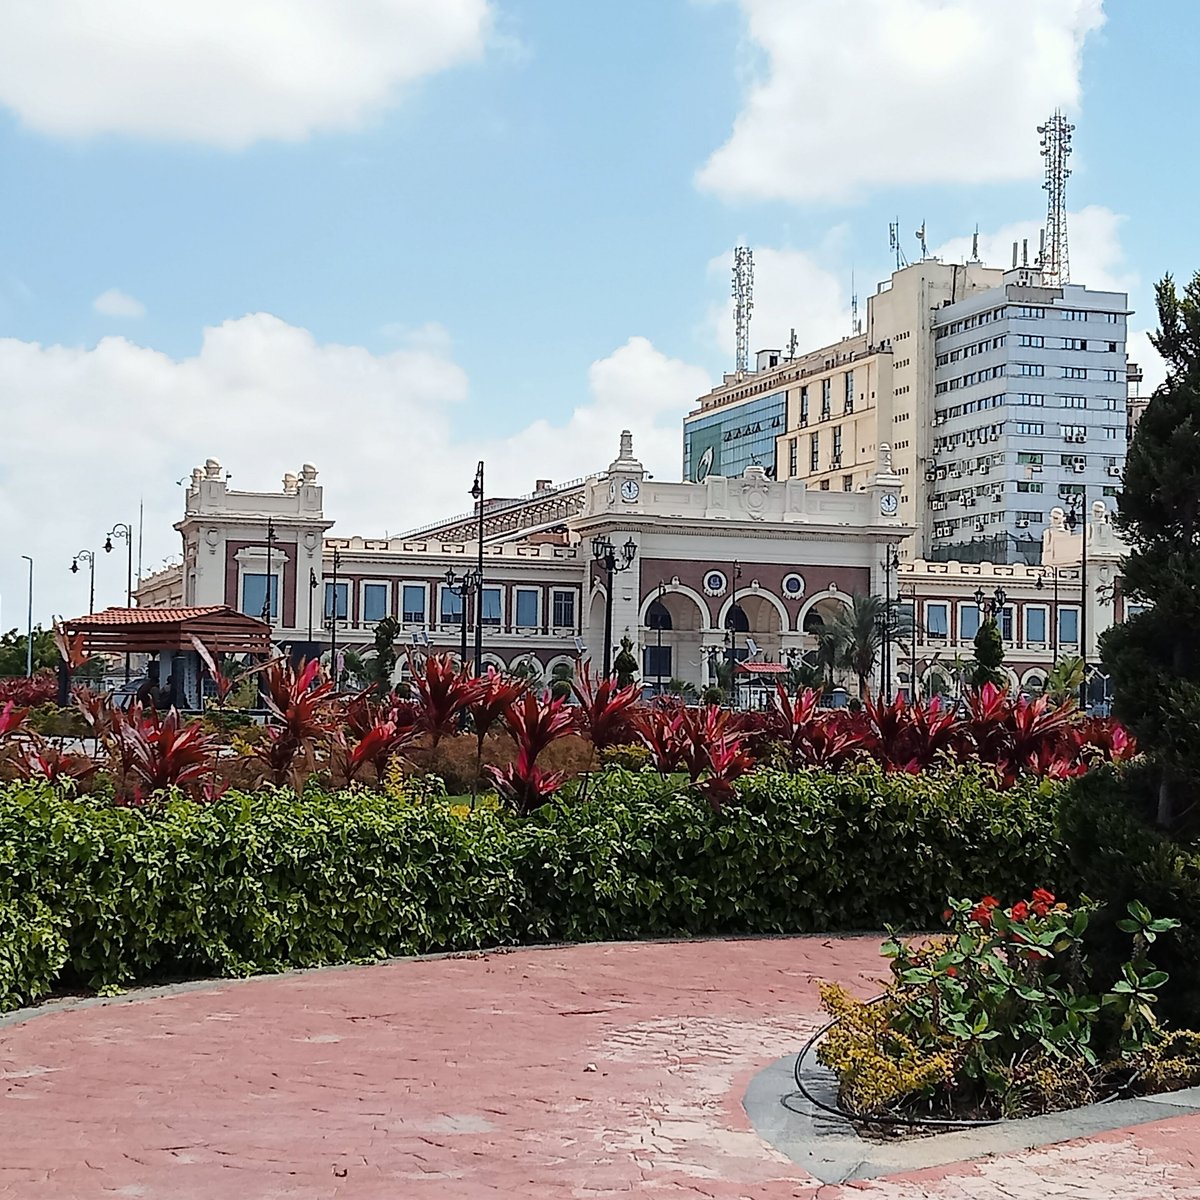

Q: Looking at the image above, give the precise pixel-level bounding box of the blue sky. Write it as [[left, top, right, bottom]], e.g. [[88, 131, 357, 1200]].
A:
[[0, 0, 1195, 623]]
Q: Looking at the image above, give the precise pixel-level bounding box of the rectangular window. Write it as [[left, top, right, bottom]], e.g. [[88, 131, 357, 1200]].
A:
[[324, 581, 348, 621], [1062, 366, 1087, 380], [999, 606, 1014, 642], [439, 586, 462, 626], [1017, 393, 1044, 406], [809, 432, 819, 472], [1017, 451, 1043, 465], [243, 572, 279, 620], [1062, 309, 1087, 321], [643, 645, 672, 681], [788, 438, 797, 475], [1061, 425, 1087, 441], [362, 583, 388, 623], [401, 584, 426, 624], [1060, 395, 1087, 408], [1059, 607, 1080, 645], [832, 426, 843, 460], [842, 475, 854, 492], [514, 588, 539, 630], [481, 586, 502, 627], [960, 604, 981, 640], [1103, 426, 1121, 439], [1014, 422, 1044, 436], [1062, 337, 1086, 350], [821, 378, 832, 420], [819, 478, 830, 490], [552, 589, 576, 629], [1026, 607, 1048, 644], [799, 386, 809, 424], [1018, 334, 1044, 348], [1017, 306, 1045, 319], [926, 602, 949, 637], [1103, 370, 1121, 382], [1018, 363, 1044, 377], [844, 371, 854, 413]]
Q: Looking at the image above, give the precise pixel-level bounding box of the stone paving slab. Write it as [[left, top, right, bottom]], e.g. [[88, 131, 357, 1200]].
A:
[[1, 937, 1198, 1198]]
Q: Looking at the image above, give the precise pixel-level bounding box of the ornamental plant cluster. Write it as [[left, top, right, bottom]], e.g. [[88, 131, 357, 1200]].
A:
[[0, 657, 1136, 813], [0, 764, 1068, 1012], [818, 892, 1200, 1122]]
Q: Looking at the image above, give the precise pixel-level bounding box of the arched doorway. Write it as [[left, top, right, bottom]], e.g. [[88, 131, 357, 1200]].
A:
[[640, 588, 707, 694]]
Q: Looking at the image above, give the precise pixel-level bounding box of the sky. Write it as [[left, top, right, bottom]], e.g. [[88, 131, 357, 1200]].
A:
[[0, 0, 1194, 626]]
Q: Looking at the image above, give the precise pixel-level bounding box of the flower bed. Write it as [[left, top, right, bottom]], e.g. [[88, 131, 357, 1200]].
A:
[[813, 891, 1200, 1126]]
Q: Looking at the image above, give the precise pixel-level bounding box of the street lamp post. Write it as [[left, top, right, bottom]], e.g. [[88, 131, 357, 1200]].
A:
[[105, 523, 134, 681], [444, 566, 481, 669], [880, 545, 900, 698], [70, 549, 96, 614], [261, 518, 277, 628], [471, 462, 485, 676], [1066, 494, 1089, 709], [974, 586, 1008, 626], [1036, 568, 1061, 664], [20, 555, 33, 677], [327, 545, 342, 684], [308, 567, 318, 645], [591, 534, 637, 678], [898, 581, 918, 702], [726, 561, 744, 704], [655, 582, 667, 695]]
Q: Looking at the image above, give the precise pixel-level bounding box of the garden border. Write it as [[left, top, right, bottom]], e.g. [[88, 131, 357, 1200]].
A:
[[744, 1052, 1200, 1184]]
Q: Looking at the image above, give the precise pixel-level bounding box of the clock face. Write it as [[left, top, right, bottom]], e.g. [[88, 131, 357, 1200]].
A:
[[879, 492, 899, 517], [620, 479, 640, 502]]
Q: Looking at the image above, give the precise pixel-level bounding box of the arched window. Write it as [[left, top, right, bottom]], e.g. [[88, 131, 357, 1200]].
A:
[[725, 604, 749, 633], [646, 599, 672, 631]]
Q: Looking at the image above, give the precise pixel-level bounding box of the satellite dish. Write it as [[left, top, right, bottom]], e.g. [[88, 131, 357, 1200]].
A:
[[696, 444, 715, 483], [573, 635, 586, 654], [746, 638, 760, 657]]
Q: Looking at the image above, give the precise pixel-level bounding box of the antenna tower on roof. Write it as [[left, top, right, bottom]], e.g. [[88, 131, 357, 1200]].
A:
[[732, 246, 754, 375], [1038, 110, 1074, 285]]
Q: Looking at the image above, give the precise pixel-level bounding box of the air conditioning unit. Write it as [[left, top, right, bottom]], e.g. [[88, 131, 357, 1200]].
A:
[[966, 437, 976, 448], [966, 466, 976, 476], [964, 497, 976, 508], [1107, 466, 1122, 478], [1016, 520, 1030, 529], [992, 493, 1003, 503], [975, 522, 986, 533], [980, 464, 990, 475], [924, 471, 937, 483], [1072, 462, 1086, 474]]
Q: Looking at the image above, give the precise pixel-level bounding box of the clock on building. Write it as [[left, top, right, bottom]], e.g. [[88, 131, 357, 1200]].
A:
[[879, 492, 899, 517], [620, 479, 640, 502]]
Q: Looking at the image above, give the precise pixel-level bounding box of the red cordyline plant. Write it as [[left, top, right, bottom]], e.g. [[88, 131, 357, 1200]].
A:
[[14, 739, 97, 787], [0, 672, 56, 707], [666, 704, 756, 811], [256, 658, 341, 788], [408, 652, 485, 747], [468, 669, 528, 759], [338, 690, 419, 785], [864, 693, 964, 773], [118, 708, 218, 798], [634, 704, 688, 775], [0, 700, 27, 740], [767, 686, 871, 769], [571, 660, 642, 751], [190, 635, 276, 705], [489, 691, 575, 815]]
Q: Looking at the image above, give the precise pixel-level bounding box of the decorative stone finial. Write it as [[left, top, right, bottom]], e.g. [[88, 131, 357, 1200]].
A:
[[282, 473, 299, 495], [300, 463, 318, 484], [204, 457, 222, 479]]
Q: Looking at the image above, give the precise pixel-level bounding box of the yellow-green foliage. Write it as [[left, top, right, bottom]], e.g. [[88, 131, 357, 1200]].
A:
[[1136, 1028, 1200, 1093], [816, 982, 954, 1116]]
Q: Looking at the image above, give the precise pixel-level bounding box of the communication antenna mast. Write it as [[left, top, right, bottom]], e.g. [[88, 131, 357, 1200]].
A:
[[732, 246, 754, 374], [1038, 109, 1074, 285], [786, 327, 798, 360], [850, 271, 861, 336], [888, 221, 908, 271]]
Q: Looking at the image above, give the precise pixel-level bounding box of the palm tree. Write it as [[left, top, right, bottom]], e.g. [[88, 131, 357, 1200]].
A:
[[816, 593, 914, 700]]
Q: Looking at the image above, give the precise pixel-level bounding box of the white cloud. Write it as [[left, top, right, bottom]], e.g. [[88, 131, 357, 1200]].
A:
[[697, 0, 1105, 203], [0, 318, 709, 624], [93, 289, 146, 319], [704, 244, 851, 361], [0, 1, 493, 148]]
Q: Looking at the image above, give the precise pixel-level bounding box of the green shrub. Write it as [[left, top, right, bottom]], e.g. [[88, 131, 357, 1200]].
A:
[[0, 765, 1072, 1012], [1059, 763, 1200, 1026]]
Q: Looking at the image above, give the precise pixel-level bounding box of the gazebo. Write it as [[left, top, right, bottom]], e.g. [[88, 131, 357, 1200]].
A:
[[58, 606, 272, 708]]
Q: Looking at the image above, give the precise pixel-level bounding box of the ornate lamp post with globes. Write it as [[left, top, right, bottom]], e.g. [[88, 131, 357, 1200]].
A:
[[591, 534, 636, 678]]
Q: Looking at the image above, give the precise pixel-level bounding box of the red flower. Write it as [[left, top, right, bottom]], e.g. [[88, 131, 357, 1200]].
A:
[[969, 905, 993, 928], [946, 966, 958, 977], [1010, 900, 1030, 922], [1031, 888, 1055, 917], [981, 896, 1000, 909], [942, 909, 953, 923]]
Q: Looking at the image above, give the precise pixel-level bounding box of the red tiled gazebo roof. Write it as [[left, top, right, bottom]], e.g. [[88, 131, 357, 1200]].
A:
[[736, 661, 788, 674], [60, 606, 272, 657]]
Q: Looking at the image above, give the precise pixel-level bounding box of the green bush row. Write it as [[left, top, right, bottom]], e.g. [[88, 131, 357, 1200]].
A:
[[0, 766, 1070, 1012]]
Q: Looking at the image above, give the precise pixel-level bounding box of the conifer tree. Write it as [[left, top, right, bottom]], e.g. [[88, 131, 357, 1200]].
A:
[[1102, 272, 1200, 829], [970, 617, 1006, 690]]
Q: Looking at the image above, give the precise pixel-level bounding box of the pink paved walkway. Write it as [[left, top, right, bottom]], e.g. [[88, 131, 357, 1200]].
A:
[[2, 937, 1198, 1199]]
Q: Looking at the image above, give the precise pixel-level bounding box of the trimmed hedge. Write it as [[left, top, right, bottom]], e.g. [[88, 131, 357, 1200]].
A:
[[0, 766, 1070, 1012]]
